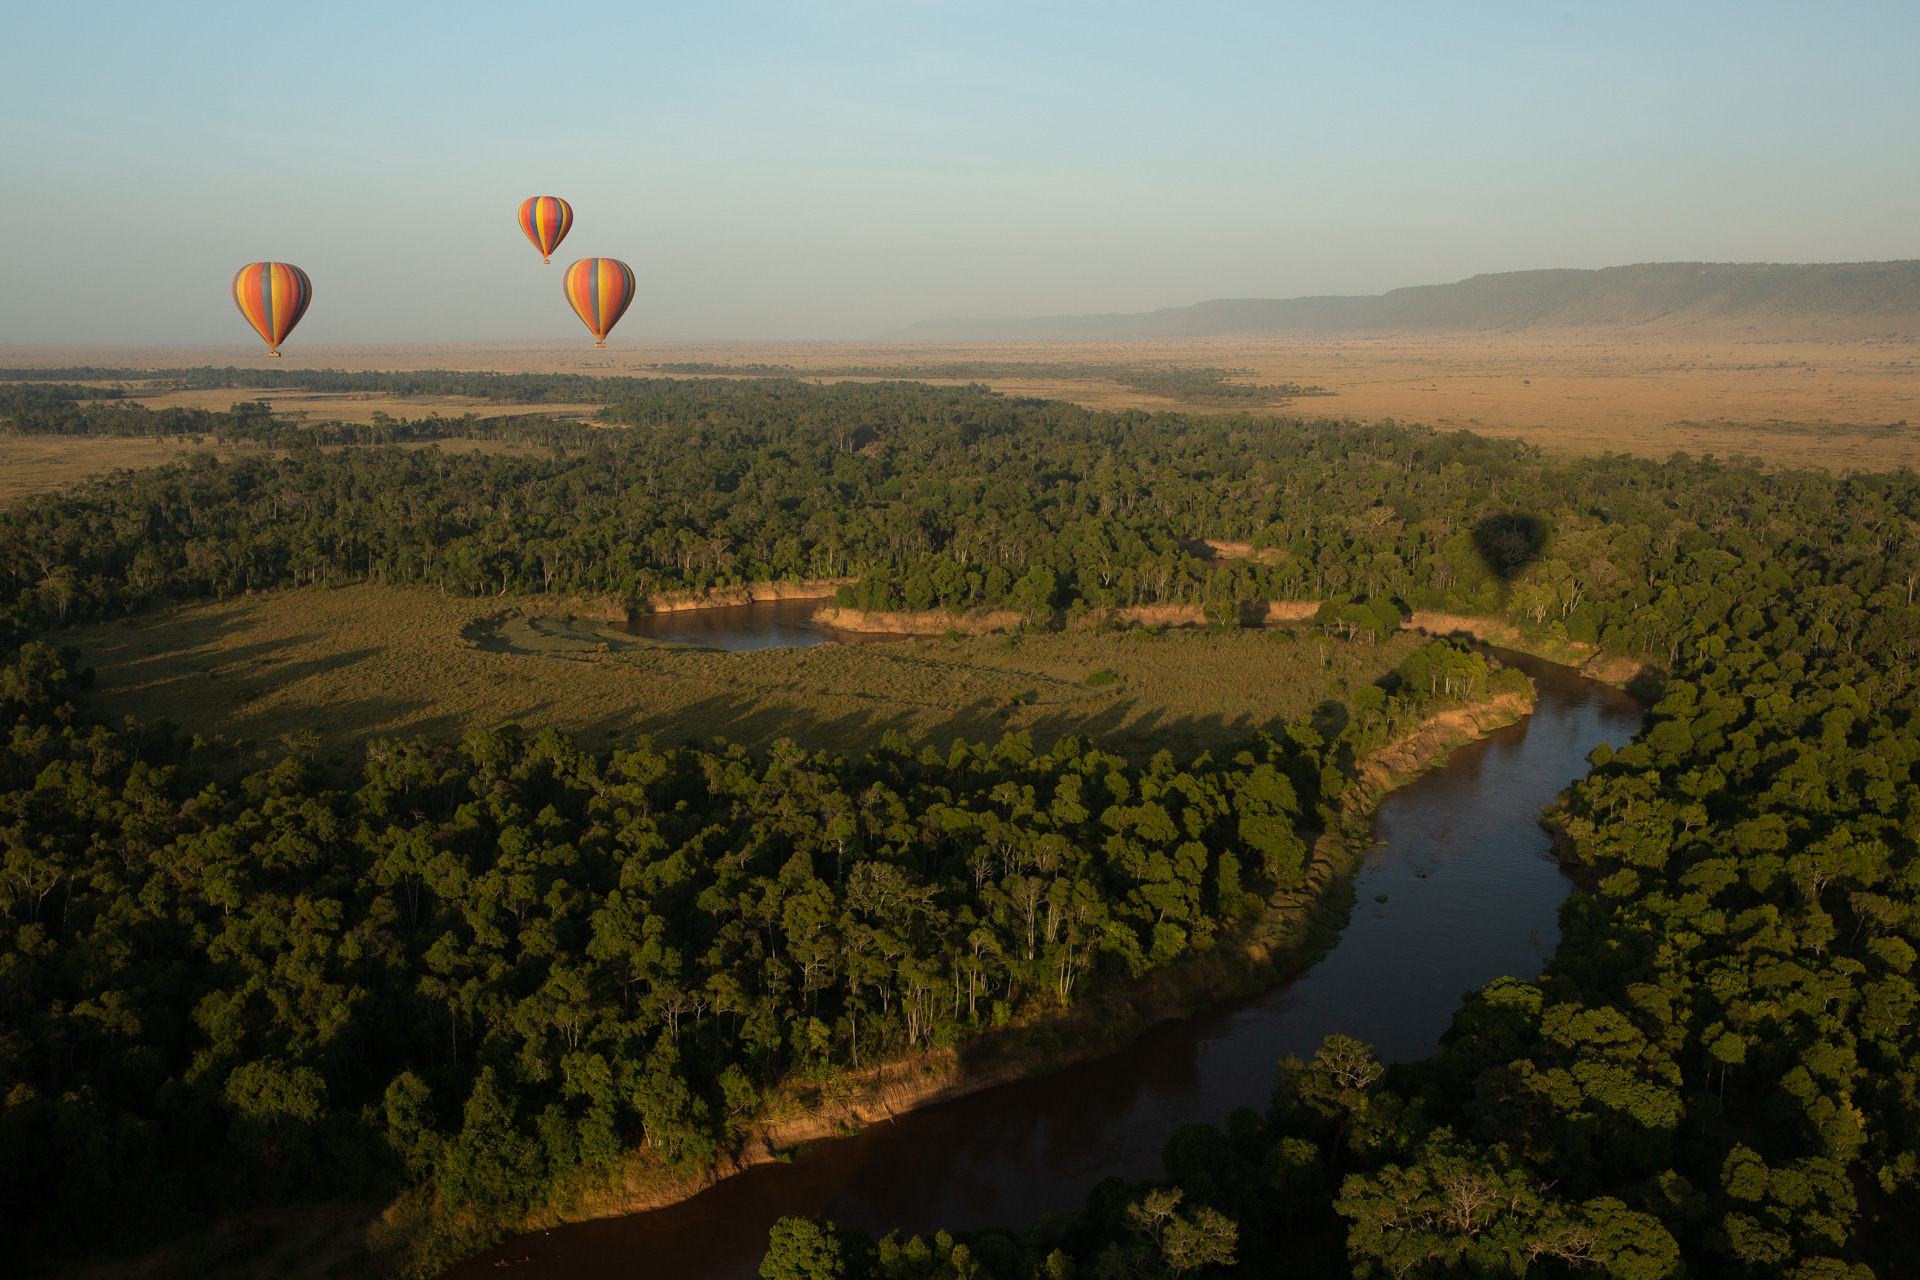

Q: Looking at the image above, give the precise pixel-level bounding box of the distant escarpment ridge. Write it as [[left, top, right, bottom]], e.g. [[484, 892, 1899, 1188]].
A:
[[896, 260, 1920, 340]]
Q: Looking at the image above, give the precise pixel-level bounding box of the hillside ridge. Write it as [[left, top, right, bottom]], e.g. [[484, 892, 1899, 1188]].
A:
[[898, 259, 1920, 339]]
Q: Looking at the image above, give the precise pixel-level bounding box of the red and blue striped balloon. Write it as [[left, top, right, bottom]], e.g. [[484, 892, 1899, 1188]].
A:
[[231, 262, 313, 356], [562, 258, 635, 347], [518, 197, 573, 264]]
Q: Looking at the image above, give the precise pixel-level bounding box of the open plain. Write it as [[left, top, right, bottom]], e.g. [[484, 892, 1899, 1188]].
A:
[[58, 585, 1414, 765], [0, 434, 544, 505], [7, 319, 1916, 472]]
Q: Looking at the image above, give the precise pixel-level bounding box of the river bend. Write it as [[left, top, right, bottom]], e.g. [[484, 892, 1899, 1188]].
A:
[[447, 648, 1643, 1280]]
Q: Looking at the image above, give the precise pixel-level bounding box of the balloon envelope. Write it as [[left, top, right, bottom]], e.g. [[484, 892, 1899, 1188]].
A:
[[231, 262, 313, 356], [518, 197, 573, 263], [562, 258, 635, 347]]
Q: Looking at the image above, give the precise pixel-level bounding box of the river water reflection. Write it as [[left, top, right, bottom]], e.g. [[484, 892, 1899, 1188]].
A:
[[611, 599, 905, 651], [447, 647, 1643, 1280]]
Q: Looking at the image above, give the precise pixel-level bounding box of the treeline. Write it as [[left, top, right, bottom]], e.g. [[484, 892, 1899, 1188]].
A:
[[751, 455, 1920, 1272], [0, 390, 601, 454], [9, 377, 1915, 683], [0, 367, 153, 382], [2, 366, 674, 403], [0, 625, 1516, 1268], [0, 362, 1325, 413], [0, 384, 126, 412], [644, 360, 1330, 405], [649, 362, 801, 376], [1115, 366, 1327, 406]]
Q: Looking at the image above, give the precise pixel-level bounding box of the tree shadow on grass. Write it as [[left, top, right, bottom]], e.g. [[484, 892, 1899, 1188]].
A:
[[581, 686, 1308, 771], [138, 620, 1379, 781]]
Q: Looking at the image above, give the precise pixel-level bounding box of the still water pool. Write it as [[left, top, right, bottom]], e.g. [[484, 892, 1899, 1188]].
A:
[[612, 599, 905, 651]]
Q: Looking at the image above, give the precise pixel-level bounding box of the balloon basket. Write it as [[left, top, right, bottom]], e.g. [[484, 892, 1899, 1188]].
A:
[[268, 351, 282, 358], [594, 341, 607, 348]]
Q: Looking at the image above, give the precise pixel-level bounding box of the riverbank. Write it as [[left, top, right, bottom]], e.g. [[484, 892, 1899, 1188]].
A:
[[497, 583, 1664, 702], [808, 598, 1660, 694], [1405, 611, 1663, 691], [638, 577, 857, 614], [437, 579, 862, 628], [812, 599, 1323, 634], [370, 683, 1536, 1278]]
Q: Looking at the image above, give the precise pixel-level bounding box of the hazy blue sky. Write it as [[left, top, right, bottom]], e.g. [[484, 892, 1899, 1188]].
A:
[[4, 1, 1916, 345]]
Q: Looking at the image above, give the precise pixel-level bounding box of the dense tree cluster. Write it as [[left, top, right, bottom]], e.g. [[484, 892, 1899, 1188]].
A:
[[0, 387, 595, 454], [0, 361, 1323, 407], [752, 439, 1920, 1276], [644, 362, 1328, 406], [0, 623, 1512, 1268], [0, 384, 126, 413], [11, 377, 1917, 672]]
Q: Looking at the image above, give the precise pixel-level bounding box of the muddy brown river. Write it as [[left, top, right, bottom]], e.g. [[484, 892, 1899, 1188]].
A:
[[445, 647, 1643, 1280]]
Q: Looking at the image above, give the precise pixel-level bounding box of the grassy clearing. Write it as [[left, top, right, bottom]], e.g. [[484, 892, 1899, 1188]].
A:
[[0, 379, 610, 427], [11, 325, 1915, 472], [57, 585, 1422, 764], [0, 437, 245, 504], [0, 436, 550, 504]]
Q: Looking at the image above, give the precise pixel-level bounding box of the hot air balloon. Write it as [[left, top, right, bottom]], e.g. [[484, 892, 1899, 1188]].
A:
[[231, 262, 313, 357], [562, 258, 635, 348], [518, 197, 573, 263]]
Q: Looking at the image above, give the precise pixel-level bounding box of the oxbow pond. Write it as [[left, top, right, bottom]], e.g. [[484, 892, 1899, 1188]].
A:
[[612, 598, 902, 650]]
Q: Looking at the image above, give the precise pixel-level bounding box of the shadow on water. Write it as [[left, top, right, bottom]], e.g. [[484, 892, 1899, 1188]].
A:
[[611, 599, 910, 652], [444, 647, 1645, 1280]]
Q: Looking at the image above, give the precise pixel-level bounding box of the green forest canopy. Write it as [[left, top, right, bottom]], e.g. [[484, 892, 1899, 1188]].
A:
[[2, 375, 1920, 1277]]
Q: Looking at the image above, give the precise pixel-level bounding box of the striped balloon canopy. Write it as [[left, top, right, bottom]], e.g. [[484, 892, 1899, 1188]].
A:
[[562, 258, 636, 347], [231, 262, 313, 357], [518, 196, 573, 263]]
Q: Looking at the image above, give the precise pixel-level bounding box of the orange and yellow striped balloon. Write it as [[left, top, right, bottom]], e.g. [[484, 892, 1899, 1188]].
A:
[[562, 258, 636, 347], [231, 262, 313, 356], [518, 196, 573, 263]]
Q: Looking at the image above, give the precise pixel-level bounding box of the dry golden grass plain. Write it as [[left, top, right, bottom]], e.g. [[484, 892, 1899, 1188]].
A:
[[95, 385, 609, 425], [0, 436, 248, 504], [0, 436, 543, 505], [0, 375, 605, 427], [8, 320, 1915, 470], [59, 585, 1406, 764]]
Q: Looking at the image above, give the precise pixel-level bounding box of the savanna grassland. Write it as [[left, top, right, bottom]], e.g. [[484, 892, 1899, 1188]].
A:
[[10, 318, 1916, 470], [65, 585, 1412, 764], [0, 435, 250, 505], [0, 436, 546, 506], [666, 327, 1918, 471]]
